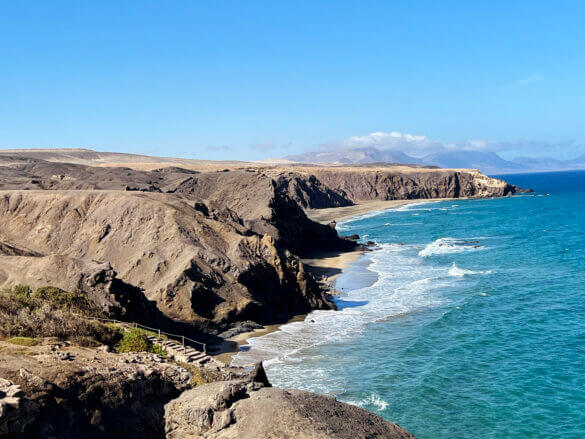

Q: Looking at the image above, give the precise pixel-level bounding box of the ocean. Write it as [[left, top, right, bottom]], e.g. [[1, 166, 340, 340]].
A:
[[232, 170, 585, 438]]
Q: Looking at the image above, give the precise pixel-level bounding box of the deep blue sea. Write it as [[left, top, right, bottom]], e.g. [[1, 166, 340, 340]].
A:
[[233, 171, 585, 438]]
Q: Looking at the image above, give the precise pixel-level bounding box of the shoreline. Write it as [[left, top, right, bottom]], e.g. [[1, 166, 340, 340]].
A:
[[305, 198, 452, 224], [214, 199, 445, 364], [214, 249, 366, 364]]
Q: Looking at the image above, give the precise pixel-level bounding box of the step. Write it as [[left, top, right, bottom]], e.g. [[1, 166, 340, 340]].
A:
[[187, 353, 206, 361]]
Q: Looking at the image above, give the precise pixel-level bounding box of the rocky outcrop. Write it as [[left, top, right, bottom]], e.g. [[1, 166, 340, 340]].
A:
[[0, 190, 336, 334], [0, 341, 191, 438], [307, 167, 519, 202], [0, 341, 416, 438], [164, 376, 415, 439]]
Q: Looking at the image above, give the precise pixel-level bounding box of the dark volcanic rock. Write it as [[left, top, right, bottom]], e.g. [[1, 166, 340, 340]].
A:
[[164, 374, 415, 439], [0, 341, 191, 439]]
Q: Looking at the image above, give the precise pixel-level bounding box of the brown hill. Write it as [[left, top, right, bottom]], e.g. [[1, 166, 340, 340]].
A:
[[0, 149, 523, 339]]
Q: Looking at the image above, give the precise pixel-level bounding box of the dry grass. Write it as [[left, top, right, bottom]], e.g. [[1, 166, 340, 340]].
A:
[[175, 361, 222, 386], [0, 285, 118, 345]]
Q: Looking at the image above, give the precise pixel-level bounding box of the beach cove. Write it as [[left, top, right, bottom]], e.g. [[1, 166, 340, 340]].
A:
[[230, 171, 585, 439]]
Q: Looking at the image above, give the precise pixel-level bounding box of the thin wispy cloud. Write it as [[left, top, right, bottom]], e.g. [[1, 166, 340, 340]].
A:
[[514, 74, 544, 86]]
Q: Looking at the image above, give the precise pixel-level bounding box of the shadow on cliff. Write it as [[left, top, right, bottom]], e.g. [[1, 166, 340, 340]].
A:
[[110, 279, 225, 347]]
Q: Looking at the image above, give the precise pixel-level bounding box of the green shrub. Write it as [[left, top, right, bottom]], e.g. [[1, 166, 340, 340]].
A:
[[152, 343, 167, 356], [117, 328, 153, 353], [117, 328, 167, 355], [11, 285, 32, 298], [6, 336, 39, 346], [32, 286, 96, 315]]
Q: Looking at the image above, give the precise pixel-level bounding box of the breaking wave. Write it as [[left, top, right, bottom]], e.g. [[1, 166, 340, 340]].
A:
[[448, 262, 492, 277], [419, 237, 485, 257]]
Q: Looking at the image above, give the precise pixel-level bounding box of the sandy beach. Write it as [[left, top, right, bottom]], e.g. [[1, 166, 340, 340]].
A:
[[306, 199, 434, 224]]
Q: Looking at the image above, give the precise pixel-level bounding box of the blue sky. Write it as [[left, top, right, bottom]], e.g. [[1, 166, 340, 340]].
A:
[[1, 1, 584, 160]]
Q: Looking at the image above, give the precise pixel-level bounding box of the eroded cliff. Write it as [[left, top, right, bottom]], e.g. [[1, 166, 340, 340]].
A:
[[0, 151, 522, 336]]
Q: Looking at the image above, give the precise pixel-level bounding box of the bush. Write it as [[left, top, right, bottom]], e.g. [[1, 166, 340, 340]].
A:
[[117, 328, 167, 355], [31, 286, 96, 315], [117, 328, 152, 352]]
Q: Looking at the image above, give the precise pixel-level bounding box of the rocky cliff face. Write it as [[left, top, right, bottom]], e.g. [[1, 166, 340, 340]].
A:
[[0, 190, 336, 334], [0, 341, 192, 438], [306, 167, 518, 202], [164, 378, 415, 439], [0, 152, 521, 336]]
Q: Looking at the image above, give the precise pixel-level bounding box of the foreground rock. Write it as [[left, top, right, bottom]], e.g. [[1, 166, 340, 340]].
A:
[[165, 379, 415, 439], [0, 340, 192, 438], [0, 341, 415, 438]]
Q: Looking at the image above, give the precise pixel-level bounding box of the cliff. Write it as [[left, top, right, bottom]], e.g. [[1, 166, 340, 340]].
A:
[[0, 150, 522, 337], [292, 166, 519, 203]]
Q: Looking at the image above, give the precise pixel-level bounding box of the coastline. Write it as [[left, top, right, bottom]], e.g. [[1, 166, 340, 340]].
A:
[[214, 249, 366, 364], [214, 199, 444, 364], [305, 198, 450, 224]]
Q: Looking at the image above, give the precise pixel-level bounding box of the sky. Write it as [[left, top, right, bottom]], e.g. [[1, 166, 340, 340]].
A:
[[1, 1, 584, 161]]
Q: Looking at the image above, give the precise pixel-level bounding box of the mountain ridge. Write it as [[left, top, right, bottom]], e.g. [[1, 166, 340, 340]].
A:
[[284, 147, 585, 174]]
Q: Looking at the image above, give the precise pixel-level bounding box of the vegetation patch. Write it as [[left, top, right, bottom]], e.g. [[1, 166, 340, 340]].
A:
[[5, 336, 40, 346], [0, 285, 118, 346], [175, 361, 222, 386], [117, 328, 167, 356]]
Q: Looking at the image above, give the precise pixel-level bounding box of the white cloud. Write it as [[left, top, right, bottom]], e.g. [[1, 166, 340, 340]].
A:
[[322, 131, 581, 159], [328, 131, 446, 156]]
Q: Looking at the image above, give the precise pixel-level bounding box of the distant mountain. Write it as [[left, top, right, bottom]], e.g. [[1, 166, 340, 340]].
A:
[[285, 147, 423, 165], [509, 156, 566, 171], [284, 147, 585, 174], [421, 151, 525, 174], [568, 154, 585, 166]]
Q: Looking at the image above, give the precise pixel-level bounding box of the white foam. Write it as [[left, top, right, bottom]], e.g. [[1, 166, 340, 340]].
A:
[[393, 201, 437, 212], [448, 262, 492, 277], [231, 243, 449, 371], [418, 237, 484, 257], [347, 393, 389, 412]]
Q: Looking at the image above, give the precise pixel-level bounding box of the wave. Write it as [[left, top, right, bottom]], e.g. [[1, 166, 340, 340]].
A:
[[418, 237, 484, 257], [231, 244, 447, 369], [383, 222, 422, 226], [394, 201, 438, 212], [346, 393, 389, 412], [448, 262, 492, 277]]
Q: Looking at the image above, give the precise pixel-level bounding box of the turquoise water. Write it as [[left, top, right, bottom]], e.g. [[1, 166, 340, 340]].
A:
[[233, 171, 585, 438]]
